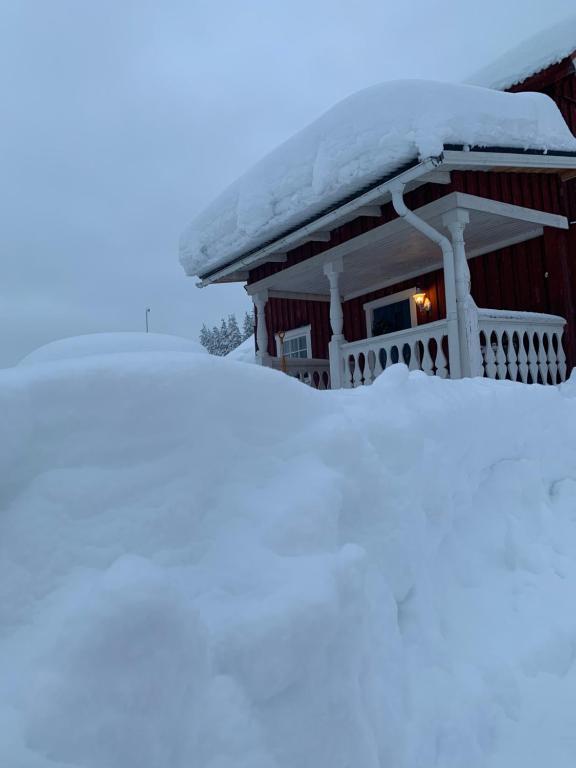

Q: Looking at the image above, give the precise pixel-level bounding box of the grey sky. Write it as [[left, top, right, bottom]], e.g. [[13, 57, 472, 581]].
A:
[[1, 0, 573, 366]]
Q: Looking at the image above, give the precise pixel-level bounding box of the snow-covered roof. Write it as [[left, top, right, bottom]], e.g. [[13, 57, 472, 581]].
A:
[[180, 79, 576, 280], [467, 14, 576, 91]]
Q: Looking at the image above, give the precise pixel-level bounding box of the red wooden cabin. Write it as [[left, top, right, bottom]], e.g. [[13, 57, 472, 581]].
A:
[[183, 22, 576, 389]]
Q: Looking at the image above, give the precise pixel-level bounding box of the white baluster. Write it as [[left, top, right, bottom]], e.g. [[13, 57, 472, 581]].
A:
[[435, 335, 448, 378], [407, 340, 419, 371], [506, 329, 518, 382], [352, 353, 363, 387], [421, 338, 434, 375], [373, 346, 384, 380], [484, 331, 497, 379], [495, 330, 507, 380], [537, 331, 548, 383], [547, 333, 558, 384], [527, 333, 539, 383], [517, 332, 529, 383], [366, 348, 377, 385], [556, 332, 567, 382]]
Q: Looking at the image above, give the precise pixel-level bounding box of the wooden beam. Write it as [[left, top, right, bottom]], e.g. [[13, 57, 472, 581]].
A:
[[269, 290, 330, 302], [305, 232, 332, 242], [426, 171, 452, 185], [355, 206, 382, 218], [214, 272, 249, 283], [260, 253, 288, 263]]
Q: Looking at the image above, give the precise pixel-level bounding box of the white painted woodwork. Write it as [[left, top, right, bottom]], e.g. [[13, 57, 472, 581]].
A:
[[304, 231, 332, 242], [443, 209, 483, 378], [268, 357, 331, 389], [253, 291, 269, 363], [323, 259, 345, 388], [477, 310, 567, 384], [268, 290, 330, 302], [274, 325, 312, 358], [340, 320, 451, 387]]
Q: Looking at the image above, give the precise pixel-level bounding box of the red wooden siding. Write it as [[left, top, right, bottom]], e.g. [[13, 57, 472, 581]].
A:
[[263, 297, 331, 358]]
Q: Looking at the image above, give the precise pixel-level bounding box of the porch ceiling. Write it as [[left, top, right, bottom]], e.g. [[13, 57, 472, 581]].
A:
[[246, 192, 568, 300]]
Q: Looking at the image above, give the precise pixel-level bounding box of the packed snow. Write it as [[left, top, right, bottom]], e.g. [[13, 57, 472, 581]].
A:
[[468, 13, 576, 91], [19, 332, 204, 365], [180, 79, 576, 278], [226, 334, 257, 363], [3, 349, 576, 767]]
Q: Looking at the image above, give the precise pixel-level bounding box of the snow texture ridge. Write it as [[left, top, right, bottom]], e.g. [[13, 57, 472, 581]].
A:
[[467, 13, 576, 91], [179, 79, 576, 278], [19, 332, 204, 366], [3, 351, 576, 766]]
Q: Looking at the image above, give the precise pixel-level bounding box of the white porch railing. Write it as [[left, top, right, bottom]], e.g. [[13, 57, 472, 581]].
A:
[[339, 311, 567, 387], [341, 320, 451, 387], [269, 357, 331, 389], [478, 309, 567, 384]]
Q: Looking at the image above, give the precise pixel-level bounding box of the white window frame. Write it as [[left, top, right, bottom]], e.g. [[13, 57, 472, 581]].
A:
[[275, 324, 312, 358], [363, 287, 419, 338]]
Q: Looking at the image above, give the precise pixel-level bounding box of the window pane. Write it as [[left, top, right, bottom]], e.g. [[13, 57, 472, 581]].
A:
[[372, 299, 411, 336], [282, 333, 308, 358]]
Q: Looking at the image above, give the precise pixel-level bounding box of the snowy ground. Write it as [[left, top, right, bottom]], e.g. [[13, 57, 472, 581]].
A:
[[2, 341, 576, 767]]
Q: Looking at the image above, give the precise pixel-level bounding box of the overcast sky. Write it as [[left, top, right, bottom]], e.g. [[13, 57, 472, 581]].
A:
[[1, 0, 573, 366]]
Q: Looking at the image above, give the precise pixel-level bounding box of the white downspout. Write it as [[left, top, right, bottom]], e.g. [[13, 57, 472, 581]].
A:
[[390, 182, 462, 379]]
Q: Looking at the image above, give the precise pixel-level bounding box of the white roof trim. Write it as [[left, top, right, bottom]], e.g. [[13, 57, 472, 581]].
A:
[[201, 150, 576, 287]]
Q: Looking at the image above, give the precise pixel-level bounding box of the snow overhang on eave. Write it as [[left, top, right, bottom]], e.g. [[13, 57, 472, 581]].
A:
[[196, 147, 576, 288]]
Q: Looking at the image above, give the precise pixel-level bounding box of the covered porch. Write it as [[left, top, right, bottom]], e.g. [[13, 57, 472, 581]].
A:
[[247, 190, 569, 388]]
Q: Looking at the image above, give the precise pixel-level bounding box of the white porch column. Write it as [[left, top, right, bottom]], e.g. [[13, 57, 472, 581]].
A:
[[323, 258, 345, 388], [253, 290, 269, 365], [442, 210, 483, 378]]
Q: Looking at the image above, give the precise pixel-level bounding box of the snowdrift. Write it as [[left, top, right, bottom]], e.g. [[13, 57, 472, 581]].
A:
[[180, 79, 576, 277], [2, 351, 576, 767], [19, 332, 204, 365]]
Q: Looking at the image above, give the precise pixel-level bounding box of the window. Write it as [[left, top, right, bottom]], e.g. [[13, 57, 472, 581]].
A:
[[275, 325, 312, 359], [363, 288, 418, 338]]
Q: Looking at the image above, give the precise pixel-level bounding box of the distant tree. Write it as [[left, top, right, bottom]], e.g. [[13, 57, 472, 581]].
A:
[[227, 314, 242, 350], [199, 309, 254, 356], [242, 309, 255, 341], [199, 324, 214, 354]]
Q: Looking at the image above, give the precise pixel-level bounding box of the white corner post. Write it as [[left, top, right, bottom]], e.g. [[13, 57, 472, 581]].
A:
[[442, 209, 483, 378], [253, 290, 269, 365], [323, 258, 345, 388]]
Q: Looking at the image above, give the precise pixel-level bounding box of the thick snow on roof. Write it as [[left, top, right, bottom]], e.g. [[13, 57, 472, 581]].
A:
[[468, 14, 576, 91], [3, 352, 576, 766], [180, 79, 576, 278], [19, 332, 204, 365]]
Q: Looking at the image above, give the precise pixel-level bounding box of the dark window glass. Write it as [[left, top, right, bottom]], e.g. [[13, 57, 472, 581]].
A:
[[371, 299, 411, 337]]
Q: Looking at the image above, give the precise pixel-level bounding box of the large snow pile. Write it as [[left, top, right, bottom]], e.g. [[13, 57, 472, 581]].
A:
[[180, 79, 576, 278], [468, 13, 576, 91], [19, 332, 204, 365], [3, 352, 576, 767]]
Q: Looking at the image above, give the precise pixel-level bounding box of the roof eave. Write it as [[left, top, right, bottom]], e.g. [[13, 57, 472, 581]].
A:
[[196, 147, 576, 288]]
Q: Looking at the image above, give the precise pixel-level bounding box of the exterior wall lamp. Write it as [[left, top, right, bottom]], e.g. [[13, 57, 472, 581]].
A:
[[413, 291, 432, 313]]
